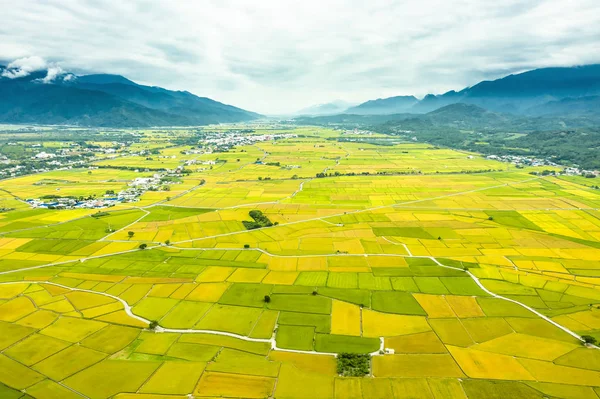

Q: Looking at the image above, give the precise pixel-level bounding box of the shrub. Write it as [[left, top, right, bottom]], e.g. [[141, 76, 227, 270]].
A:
[[264, 295, 271, 303], [148, 320, 159, 330], [128, 231, 135, 238], [139, 243, 147, 250]]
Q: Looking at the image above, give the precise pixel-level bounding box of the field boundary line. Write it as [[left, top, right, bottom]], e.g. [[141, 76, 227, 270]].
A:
[[169, 176, 543, 245], [100, 207, 150, 241]]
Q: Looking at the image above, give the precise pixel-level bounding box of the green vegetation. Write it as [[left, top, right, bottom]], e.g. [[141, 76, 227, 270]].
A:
[[243, 210, 275, 230], [336, 353, 370, 377]]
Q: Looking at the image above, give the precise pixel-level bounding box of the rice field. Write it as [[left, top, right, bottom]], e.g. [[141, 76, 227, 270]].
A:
[[0, 126, 600, 398]]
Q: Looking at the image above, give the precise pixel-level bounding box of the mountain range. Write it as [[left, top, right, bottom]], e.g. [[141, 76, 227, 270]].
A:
[[0, 66, 260, 127], [2, 62, 600, 127], [297, 64, 600, 118]]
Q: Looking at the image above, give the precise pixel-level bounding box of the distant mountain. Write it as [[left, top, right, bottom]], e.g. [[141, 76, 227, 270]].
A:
[[526, 96, 600, 117], [341, 64, 600, 116], [295, 100, 355, 116], [296, 103, 514, 131], [413, 64, 600, 114], [0, 64, 260, 127], [346, 95, 418, 115]]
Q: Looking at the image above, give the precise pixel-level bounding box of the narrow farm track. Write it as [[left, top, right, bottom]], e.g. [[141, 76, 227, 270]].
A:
[[0, 244, 161, 276], [0, 280, 338, 357], [99, 207, 150, 241], [144, 179, 207, 208], [0, 249, 589, 360], [168, 176, 545, 245], [152, 176, 311, 211], [137, 169, 541, 213], [382, 236, 412, 256]]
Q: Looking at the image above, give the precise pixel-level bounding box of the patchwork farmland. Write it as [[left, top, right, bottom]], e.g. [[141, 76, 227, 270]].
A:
[[0, 126, 600, 398]]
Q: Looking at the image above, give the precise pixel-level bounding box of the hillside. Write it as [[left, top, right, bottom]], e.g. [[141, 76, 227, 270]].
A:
[[426, 103, 512, 128], [0, 65, 260, 127]]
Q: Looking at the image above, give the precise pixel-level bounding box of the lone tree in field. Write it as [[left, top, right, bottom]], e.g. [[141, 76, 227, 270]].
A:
[[263, 295, 271, 303], [128, 231, 135, 238], [149, 321, 159, 330], [582, 335, 597, 345], [139, 243, 147, 250]]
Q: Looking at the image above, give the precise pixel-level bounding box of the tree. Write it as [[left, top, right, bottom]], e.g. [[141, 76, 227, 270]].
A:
[[582, 335, 597, 345], [244, 244, 250, 248], [164, 240, 170, 246], [149, 320, 159, 330], [128, 231, 135, 238], [139, 243, 147, 250], [263, 295, 271, 303], [488, 216, 494, 221]]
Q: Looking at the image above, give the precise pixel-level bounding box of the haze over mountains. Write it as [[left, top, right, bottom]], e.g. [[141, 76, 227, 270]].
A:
[[1, 62, 600, 127], [297, 64, 600, 119], [0, 65, 260, 127]]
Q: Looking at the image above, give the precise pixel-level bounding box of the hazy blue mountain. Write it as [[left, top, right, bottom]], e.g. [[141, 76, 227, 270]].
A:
[[296, 103, 513, 130], [343, 65, 600, 115], [413, 64, 600, 113], [526, 96, 600, 117], [0, 66, 260, 127], [346, 95, 418, 115], [295, 100, 355, 116]]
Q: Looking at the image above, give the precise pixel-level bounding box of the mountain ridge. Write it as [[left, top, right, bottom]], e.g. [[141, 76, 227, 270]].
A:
[[0, 66, 261, 127], [347, 64, 600, 116]]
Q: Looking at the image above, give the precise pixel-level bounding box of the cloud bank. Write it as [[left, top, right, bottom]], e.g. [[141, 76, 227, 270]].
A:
[[1, 0, 599, 113]]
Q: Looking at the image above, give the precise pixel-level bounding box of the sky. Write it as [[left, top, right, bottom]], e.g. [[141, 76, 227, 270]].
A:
[[1, 0, 600, 114]]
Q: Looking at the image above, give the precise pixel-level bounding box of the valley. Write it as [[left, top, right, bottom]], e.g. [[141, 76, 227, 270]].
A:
[[0, 125, 599, 398]]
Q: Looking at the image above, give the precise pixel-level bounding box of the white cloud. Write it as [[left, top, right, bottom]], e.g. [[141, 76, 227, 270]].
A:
[[2, 55, 47, 78], [1, 0, 599, 113], [40, 66, 64, 83]]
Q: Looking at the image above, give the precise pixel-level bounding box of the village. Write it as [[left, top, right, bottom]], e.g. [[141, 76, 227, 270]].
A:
[[486, 154, 599, 178], [25, 173, 178, 210]]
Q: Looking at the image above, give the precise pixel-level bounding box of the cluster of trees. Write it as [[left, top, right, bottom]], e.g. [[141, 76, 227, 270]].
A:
[[242, 210, 277, 230], [336, 353, 370, 377]]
